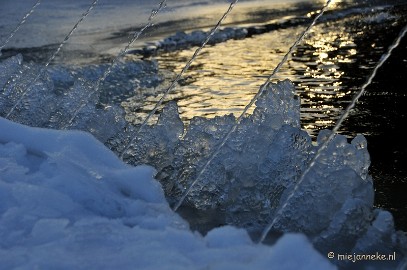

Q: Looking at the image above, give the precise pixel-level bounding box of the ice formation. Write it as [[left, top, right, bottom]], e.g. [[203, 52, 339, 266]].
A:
[[133, 27, 248, 56], [0, 54, 159, 142], [116, 79, 406, 266], [1, 54, 406, 269], [0, 117, 337, 269]]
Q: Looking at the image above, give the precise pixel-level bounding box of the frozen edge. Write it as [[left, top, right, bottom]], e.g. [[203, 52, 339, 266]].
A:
[[0, 116, 336, 270]]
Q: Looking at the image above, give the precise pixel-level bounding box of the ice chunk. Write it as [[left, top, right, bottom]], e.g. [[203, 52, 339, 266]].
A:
[[353, 210, 399, 254], [137, 27, 248, 55], [48, 80, 100, 129], [45, 77, 126, 142], [0, 59, 57, 127], [135, 82, 300, 219], [110, 80, 376, 243], [0, 56, 160, 144], [117, 101, 184, 172], [0, 54, 23, 90], [108, 79, 405, 268], [0, 117, 337, 270], [253, 80, 301, 128], [0, 51, 405, 267]]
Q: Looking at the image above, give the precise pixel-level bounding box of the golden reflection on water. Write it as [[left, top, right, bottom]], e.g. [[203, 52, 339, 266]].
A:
[[153, 28, 301, 121], [125, 17, 360, 136]]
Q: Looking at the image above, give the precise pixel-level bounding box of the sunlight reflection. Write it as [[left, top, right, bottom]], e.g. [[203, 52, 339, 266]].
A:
[[127, 13, 360, 137]]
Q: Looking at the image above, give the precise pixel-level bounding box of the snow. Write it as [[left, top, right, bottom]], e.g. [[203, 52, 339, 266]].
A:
[[0, 116, 336, 269]]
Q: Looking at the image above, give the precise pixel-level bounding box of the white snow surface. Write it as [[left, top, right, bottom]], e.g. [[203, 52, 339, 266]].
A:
[[0, 117, 336, 269]]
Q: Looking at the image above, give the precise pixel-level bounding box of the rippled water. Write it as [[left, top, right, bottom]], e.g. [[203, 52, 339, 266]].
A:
[[149, 12, 401, 137]]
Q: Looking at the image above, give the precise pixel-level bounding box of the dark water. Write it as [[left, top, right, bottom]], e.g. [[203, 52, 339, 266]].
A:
[[345, 32, 407, 231]]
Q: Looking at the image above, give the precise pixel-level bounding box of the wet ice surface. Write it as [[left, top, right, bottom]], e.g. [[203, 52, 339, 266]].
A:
[[114, 81, 407, 268]]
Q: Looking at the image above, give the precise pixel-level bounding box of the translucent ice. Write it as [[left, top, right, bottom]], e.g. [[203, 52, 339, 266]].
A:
[[114, 101, 184, 174], [0, 54, 405, 268], [0, 54, 23, 89], [112, 79, 406, 267], [134, 27, 248, 55], [0, 117, 336, 270], [0, 58, 57, 127], [0, 55, 158, 143]]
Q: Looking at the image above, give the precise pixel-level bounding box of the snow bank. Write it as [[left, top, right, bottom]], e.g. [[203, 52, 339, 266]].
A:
[[0, 117, 335, 269]]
